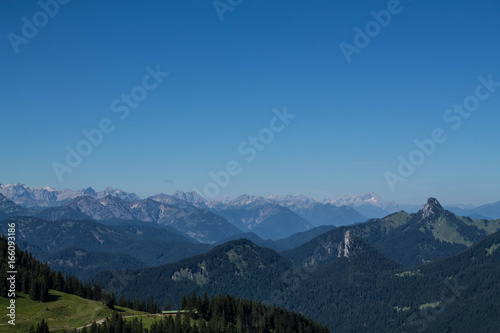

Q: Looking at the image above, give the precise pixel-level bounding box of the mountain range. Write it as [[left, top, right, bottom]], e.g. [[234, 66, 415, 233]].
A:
[[93, 224, 500, 331], [284, 198, 500, 267], [2, 183, 500, 221], [0, 216, 211, 280], [2, 185, 500, 331], [0, 185, 367, 242], [0, 183, 140, 208], [0, 193, 241, 243], [91, 197, 499, 301]]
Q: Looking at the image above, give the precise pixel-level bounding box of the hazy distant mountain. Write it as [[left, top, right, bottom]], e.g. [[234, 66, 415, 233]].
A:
[[266, 194, 316, 206], [170, 190, 208, 208], [216, 225, 338, 252], [292, 202, 365, 226], [0, 183, 141, 208], [99, 187, 141, 201], [142, 196, 242, 243], [208, 194, 313, 240], [66, 196, 131, 221], [35, 205, 93, 221], [208, 194, 274, 210], [0, 193, 32, 217], [0, 216, 211, 280], [283, 198, 500, 267], [447, 200, 500, 219], [149, 193, 194, 208], [38, 194, 242, 243], [275, 225, 337, 249], [265, 194, 365, 226], [322, 192, 401, 218]]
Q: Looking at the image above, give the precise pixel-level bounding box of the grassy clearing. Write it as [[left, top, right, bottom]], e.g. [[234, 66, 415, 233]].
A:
[[486, 242, 500, 256], [0, 290, 148, 333], [393, 306, 411, 312], [419, 301, 440, 310]]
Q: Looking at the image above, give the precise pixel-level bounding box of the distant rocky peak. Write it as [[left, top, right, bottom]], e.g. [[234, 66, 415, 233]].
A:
[[266, 194, 316, 205], [81, 187, 97, 197], [230, 194, 270, 207], [172, 190, 207, 203], [421, 197, 444, 218]]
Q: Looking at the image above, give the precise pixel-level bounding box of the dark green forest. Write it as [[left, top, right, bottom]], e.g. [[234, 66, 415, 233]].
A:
[[0, 235, 329, 332], [69, 294, 329, 333], [94, 232, 500, 332]]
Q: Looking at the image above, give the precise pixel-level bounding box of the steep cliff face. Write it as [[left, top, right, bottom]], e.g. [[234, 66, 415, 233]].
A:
[[337, 230, 354, 258]]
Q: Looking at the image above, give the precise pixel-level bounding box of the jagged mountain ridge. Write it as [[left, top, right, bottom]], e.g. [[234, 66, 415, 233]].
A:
[[4, 183, 500, 219], [38, 195, 242, 243], [283, 198, 500, 267], [0, 216, 211, 280], [0, 183, 141, 208], [178, 192, 367, 233]]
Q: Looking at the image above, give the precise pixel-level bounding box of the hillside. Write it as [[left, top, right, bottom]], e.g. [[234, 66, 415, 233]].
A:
[[0, 234, 328, 333], [0, 194, 32, 218], [38, 248, 147, 281], [281, 229, 500, 331], [283, 198, 500, 267], [91, 226, 500, 331], [0, 217, 210, 280], [93, 239, 294, 306], [92, 232, 406, 331], [0, 290, 148, 332], [92, 233, 401, 312], [37, 195, 242, 243]]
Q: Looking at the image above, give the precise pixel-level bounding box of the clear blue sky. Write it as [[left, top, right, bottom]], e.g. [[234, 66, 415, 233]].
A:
[[1, 0, 499, 205]]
